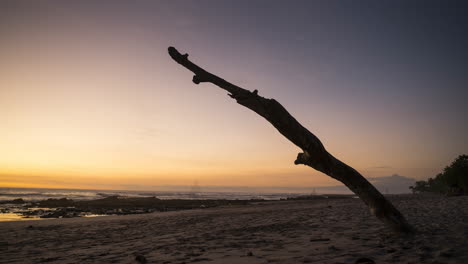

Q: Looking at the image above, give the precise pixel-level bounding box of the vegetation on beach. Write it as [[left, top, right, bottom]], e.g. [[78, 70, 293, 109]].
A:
[[410, 155, 467, 195]]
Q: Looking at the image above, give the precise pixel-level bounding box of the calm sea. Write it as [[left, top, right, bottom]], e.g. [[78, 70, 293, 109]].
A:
[[0, 187, 301, 202]]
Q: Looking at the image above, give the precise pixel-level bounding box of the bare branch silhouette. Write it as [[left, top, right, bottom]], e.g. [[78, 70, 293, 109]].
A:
[[168, 46, 412, 233]]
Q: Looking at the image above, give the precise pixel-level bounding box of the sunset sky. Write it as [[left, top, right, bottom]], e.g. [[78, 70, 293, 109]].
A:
[[1, 1, 467, 192]]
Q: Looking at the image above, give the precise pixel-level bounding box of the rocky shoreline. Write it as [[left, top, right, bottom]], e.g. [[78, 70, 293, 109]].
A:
[[0, 196, 257, 219], [0, 194, 356, 220]]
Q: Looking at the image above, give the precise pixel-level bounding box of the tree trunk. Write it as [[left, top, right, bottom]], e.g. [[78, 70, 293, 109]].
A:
[[167, 46, 413, 233]]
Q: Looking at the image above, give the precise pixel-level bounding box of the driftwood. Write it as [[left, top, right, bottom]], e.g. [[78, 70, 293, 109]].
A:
[[168, 46, 412, 233]]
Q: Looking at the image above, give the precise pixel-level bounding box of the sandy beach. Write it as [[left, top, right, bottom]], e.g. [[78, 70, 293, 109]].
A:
[[1, 195, 467, 264]]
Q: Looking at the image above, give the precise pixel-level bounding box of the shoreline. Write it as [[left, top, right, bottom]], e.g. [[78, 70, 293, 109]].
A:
[[0, 194, 355, 222], [1, 195, 467, 263]]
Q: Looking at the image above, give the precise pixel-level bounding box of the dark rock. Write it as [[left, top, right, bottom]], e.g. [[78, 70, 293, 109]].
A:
[[0, 198, 25, 204], [12, 198, 25, 204], [247, 251, 254, 256]]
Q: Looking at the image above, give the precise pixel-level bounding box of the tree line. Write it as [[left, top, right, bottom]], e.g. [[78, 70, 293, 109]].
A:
[[410, 155, 467, 195]]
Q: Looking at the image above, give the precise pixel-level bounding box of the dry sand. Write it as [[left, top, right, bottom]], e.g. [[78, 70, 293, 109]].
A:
[[1, 195, 467, 264]]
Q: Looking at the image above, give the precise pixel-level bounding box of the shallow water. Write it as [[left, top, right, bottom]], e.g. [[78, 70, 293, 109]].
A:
[[0, 204, 108, 222], [0, 212, 45, 222]]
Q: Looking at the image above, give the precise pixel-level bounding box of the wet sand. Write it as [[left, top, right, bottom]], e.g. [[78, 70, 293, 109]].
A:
[[1, 195, 467, 264]]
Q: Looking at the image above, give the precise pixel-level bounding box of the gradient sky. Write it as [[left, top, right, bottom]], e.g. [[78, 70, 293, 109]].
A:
[[1, 0, 467, 192]]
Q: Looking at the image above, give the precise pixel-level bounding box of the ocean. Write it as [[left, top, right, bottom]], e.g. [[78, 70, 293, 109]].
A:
[[0, 187, 302, 202], [0, 187, 308, 222]]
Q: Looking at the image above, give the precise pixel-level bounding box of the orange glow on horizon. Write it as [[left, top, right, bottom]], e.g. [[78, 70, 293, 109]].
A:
[[1, 2, 464, 192]]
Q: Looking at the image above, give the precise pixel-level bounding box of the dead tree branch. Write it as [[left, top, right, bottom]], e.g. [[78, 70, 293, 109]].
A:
[[168, 46, 412, 233]]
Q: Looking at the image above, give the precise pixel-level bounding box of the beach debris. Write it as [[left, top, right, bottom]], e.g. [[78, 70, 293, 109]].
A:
[[247, 251, 254, 256], [135, 254, 147, 263], [191, 257, 212, 262], [328, 245, 339, 251], [354, 257, 375, 264], [39, 257, 60, 262], [309, 238, 330, 242]]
